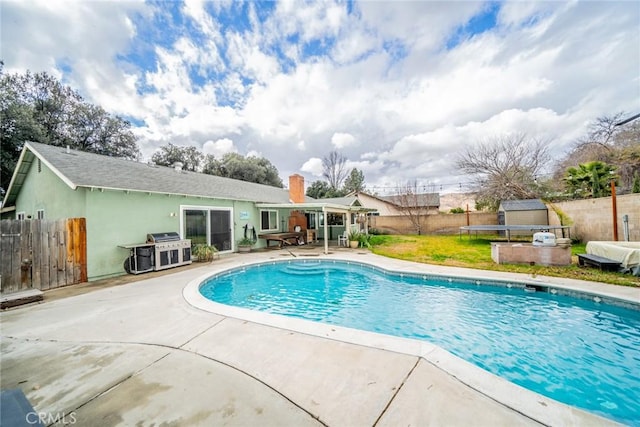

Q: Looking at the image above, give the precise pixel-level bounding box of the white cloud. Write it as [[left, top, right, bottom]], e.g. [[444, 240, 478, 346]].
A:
[[331, 132, 357, 149], [182, 0, 221, 38], [203, 138, 237, 157], [300, 158, 323, 176]]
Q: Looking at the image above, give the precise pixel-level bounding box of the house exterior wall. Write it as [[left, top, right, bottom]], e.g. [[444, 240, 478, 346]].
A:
[[356, 193, 402, 215], [12, 159, 87, 220], [83, 191, 268, 279], [12, 159, 269, 280]]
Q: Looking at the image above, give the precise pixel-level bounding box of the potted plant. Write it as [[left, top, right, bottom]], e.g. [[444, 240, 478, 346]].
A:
[[348, 231, 361, 249], [237, 237, 255, 253]]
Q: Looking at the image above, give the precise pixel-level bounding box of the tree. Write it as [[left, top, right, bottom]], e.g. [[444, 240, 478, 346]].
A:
[[564, 161, 617, 198], [68, 104, 139, 158], [632, 171, 640, 193], [305, 180, 345, 199], [553, 113, 640, 194], [201, 154, 220, 175], [151, 143, 203, 172], [203, 152, 283, 187], [322, 150, 348, 191], [391, 180, 435, 235], [455, 134, 550, 211], [343, 168, 365, 193], [1, 67, 140, 195]]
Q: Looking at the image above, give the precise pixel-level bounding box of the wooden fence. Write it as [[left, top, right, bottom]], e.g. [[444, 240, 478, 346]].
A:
[[0, 218, 87, 294]]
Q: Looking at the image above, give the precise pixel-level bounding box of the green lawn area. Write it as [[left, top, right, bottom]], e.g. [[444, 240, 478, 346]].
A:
[[369, 234, 639, 287]]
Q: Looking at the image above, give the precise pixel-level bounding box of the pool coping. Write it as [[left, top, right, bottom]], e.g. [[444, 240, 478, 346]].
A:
[[183, 251, 638, 426]]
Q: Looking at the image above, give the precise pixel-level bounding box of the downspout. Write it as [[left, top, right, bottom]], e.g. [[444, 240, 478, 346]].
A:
[[323, 206, 329, 255]]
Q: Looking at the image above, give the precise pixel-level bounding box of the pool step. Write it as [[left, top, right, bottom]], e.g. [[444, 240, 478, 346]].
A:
[[281, 263, 345, 275]]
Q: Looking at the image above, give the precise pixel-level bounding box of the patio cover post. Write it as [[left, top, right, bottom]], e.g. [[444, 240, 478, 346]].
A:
[[323, 206, 329, 254]]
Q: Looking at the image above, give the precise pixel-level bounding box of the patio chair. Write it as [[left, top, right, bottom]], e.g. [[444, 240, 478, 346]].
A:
[[338, 231, 348, 247]]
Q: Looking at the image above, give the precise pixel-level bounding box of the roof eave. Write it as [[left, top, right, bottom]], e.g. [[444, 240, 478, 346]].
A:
[[256, 202, 377, 212]]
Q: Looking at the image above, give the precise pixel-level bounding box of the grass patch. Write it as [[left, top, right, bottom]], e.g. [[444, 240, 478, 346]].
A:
[[369, 234, 639, 287]]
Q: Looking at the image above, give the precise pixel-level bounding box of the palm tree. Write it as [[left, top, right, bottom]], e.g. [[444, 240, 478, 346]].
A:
[[564, 161, 617, 198]]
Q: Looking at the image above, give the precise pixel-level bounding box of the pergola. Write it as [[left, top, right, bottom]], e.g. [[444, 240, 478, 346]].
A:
[[255, 201, 377, 254]]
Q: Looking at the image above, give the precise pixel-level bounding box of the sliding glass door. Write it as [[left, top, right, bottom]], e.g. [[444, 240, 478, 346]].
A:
[[183, 207, 232, 252]]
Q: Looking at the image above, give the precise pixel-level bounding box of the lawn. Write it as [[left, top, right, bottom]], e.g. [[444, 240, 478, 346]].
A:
[[369, 234, 639, 287]]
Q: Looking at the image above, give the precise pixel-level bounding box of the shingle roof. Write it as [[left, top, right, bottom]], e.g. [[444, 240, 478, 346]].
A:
[[8, 142, 313, 205], [500, 199, 547, 211], [320, 196, 359, 206]]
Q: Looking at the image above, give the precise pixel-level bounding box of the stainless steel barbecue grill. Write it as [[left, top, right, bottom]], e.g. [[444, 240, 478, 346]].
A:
[[121, 232, 191, 274], [147, 232, 192, 271]]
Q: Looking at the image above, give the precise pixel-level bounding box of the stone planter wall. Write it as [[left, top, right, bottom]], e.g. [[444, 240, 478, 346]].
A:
[[491, 243, 571, 266]]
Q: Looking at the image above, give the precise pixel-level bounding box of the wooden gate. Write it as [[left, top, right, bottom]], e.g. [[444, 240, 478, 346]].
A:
[[0, 218, 87, 294]]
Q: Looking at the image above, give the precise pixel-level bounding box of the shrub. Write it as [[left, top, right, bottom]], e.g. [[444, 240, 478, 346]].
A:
[[192, 244, 218, 262]]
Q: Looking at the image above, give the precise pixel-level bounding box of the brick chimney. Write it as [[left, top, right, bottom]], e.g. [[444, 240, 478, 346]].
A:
[[289, 174, 305, 203]]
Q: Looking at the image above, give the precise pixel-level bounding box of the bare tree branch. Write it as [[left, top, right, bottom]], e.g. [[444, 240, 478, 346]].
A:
[[455, 133, 550, 210], [391, 180, 437, 235], [322, 150, 348, 190]]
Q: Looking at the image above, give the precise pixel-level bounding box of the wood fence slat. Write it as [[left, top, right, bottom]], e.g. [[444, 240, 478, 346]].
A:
[[1, 220, 19, 293], [9, 220, 22, 293], [56, 219, 66, 286], [70, 218, 87, 283], [32, 220, 42, 290], [77, 218, 87, 282], [65, 218, 74, 285], [19, 220, 32, 292], [49, 220, 60, 289], [1, 221, 10, 293], [42, 224, 52, 290]]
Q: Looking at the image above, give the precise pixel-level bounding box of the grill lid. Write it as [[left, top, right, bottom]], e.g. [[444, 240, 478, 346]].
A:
[[147, 232, 181, 243]]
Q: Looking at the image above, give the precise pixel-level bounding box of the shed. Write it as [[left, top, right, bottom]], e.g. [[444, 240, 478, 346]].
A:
[[498, 199, 548, 235]]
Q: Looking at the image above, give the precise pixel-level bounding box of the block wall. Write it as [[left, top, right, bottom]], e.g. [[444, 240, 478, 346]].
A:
[[547, 194, 640, 242]]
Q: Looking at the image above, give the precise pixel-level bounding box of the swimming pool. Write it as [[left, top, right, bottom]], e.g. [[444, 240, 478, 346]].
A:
[[198, 259, 640, 425]]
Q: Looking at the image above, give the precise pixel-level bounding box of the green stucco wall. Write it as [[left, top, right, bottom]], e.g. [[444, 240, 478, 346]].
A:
[[12, 158, 87, 219], [12, 159, 272, 281]]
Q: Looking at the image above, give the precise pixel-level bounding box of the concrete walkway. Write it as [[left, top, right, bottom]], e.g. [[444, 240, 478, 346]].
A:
[[2, 249, 634, 426]]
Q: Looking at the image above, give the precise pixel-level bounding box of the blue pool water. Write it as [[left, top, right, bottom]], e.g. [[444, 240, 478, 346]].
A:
[[199, 260, 640, 425]]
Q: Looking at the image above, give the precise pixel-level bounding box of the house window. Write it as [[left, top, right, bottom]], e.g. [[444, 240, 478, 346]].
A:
[[260, 210, 278, 232], [17, 212, 25, 220], [326, 213, 344, 226], [37, 209, 45, 220]]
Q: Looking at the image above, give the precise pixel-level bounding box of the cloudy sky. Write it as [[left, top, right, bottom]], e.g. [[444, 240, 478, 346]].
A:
[[2, 0, 639, 194]]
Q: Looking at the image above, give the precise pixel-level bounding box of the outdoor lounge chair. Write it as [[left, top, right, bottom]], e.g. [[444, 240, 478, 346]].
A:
[[338, 231, 348, 246]]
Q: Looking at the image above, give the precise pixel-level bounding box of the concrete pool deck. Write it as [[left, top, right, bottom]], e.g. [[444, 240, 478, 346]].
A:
[[1, 249, 637, 426]]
